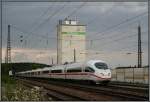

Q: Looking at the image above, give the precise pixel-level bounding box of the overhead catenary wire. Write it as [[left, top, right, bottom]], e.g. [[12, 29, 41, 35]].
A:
[[88, 21, 141, 41], [87, 44, 140, 57], [11, 24, 148, 50], [12, 25, 56, 39], [90, 31, 147, 49], [15, 2, 87, 43], [86, 12, 146, 41], [11, 5, 148, 47], [44, 2, 142, 41], [12, 22, 148, 49], [28, 3, 54, 33], [11, 5, 148, 44], [13, 31, 147, 56], [87, 5, 117, 25], [12, 25, 89, 42], [65, 2, 86, 19], [89, 29, 136, 41], [7, 3, 148, 64], [45, 2, 87, 36], [39, 2, 86, 40], [10, 2, 67, 45], [25, 29, 146, 60], [29, 2, 68, 35], [88, 12, 148, 38]]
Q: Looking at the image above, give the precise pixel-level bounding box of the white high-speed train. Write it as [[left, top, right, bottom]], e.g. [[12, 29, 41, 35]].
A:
[[16, 60, 111, 84]]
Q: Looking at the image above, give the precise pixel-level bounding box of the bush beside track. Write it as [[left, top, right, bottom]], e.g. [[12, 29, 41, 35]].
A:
[[1, 62, 51, 101]]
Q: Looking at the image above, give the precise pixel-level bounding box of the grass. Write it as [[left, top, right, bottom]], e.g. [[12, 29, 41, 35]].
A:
[[2, 80, 52, 101], [1, 62, 52, 101]]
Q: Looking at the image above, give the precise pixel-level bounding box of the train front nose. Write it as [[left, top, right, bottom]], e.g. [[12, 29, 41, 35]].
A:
[[97, 70, 111, 79], [100, 73, 111, 79], [95, 71, 111, 84]]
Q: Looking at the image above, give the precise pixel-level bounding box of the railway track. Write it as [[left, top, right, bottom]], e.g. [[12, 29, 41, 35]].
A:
[[34, 78, 148, 100], [105, 84, 148, 94], [18, 78, 119, 101], [109, 81, 149, 88], [29, 77, 148, 95], [21, 81, 81, 101], [16, 77, 149, 101]]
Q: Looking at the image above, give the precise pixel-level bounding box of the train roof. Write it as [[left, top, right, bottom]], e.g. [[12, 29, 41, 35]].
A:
[[17, 60, 107, 73], [41, 67, 51, 71], [87, 60, 106, 64]]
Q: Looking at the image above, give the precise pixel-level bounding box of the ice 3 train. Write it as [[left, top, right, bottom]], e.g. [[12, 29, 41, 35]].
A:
[[16, 60, 111, 84]]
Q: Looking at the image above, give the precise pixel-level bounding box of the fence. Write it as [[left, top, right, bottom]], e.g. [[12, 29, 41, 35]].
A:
[[111, 67, 149, 84]]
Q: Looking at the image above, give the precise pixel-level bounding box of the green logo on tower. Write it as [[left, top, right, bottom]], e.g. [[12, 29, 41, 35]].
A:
[[62, 32, 85, 35]]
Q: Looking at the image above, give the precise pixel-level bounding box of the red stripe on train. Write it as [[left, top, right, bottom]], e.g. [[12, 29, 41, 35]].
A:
[[48, 72, 111, 79]]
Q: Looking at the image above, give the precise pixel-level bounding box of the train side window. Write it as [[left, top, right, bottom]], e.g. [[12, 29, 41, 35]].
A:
[[85, 67, 95, 73], [31, 72, 34, 75], [51, 70, 62, 73], [67, 67, 82, 73], [43, 70, 49, 74], [38, 71, 40, 75]]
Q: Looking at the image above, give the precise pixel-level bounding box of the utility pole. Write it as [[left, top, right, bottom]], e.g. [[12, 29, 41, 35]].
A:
[[73, 48, 76, 63], [5, 25, 11, 63], [57, 23, 59, 64], [51, 57, 53, 65], [138, 24, 142, 68]]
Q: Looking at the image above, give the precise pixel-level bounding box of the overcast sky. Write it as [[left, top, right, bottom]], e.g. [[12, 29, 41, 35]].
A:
[[2, 2, 148, 68]]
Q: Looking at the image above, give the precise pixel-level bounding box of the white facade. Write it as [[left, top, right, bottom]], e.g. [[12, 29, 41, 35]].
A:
[[57, 19, 86, 64]]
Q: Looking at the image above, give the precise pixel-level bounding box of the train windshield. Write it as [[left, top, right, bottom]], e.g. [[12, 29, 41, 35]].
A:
[[95, 63, 108, 69]]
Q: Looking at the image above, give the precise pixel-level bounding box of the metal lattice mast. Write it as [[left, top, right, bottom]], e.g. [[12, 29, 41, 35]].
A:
[[5, 25, 11, 63], [138, 24, 142, 68], [73, 48, 76, 63]]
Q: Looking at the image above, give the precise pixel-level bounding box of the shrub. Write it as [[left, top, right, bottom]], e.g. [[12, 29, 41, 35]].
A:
[[2, 82, 52, 101]]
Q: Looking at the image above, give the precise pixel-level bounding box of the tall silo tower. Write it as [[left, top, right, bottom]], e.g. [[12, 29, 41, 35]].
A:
[[57, 19, 86, 65]]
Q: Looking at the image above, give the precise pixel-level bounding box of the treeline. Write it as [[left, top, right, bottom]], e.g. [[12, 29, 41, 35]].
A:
[[1, 62, 51, 76], [1, 62, 51, 85]]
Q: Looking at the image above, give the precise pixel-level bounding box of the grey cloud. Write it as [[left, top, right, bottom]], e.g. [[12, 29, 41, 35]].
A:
[[2, 2, 148, 67]]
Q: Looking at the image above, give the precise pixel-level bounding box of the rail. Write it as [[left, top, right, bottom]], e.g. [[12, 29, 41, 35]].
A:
[[16, 77, 149, 101]]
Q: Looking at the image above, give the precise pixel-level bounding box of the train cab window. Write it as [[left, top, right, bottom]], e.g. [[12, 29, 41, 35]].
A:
[[95, 63, 108, 70], [43, 70, 49, 74], [67, 68, 82, 73], [85, 67, 95, 73], [51, 70, 62, 73]]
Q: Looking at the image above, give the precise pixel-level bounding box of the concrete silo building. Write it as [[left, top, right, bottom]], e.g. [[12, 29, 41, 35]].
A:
[[57, 19, 86, 65]]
